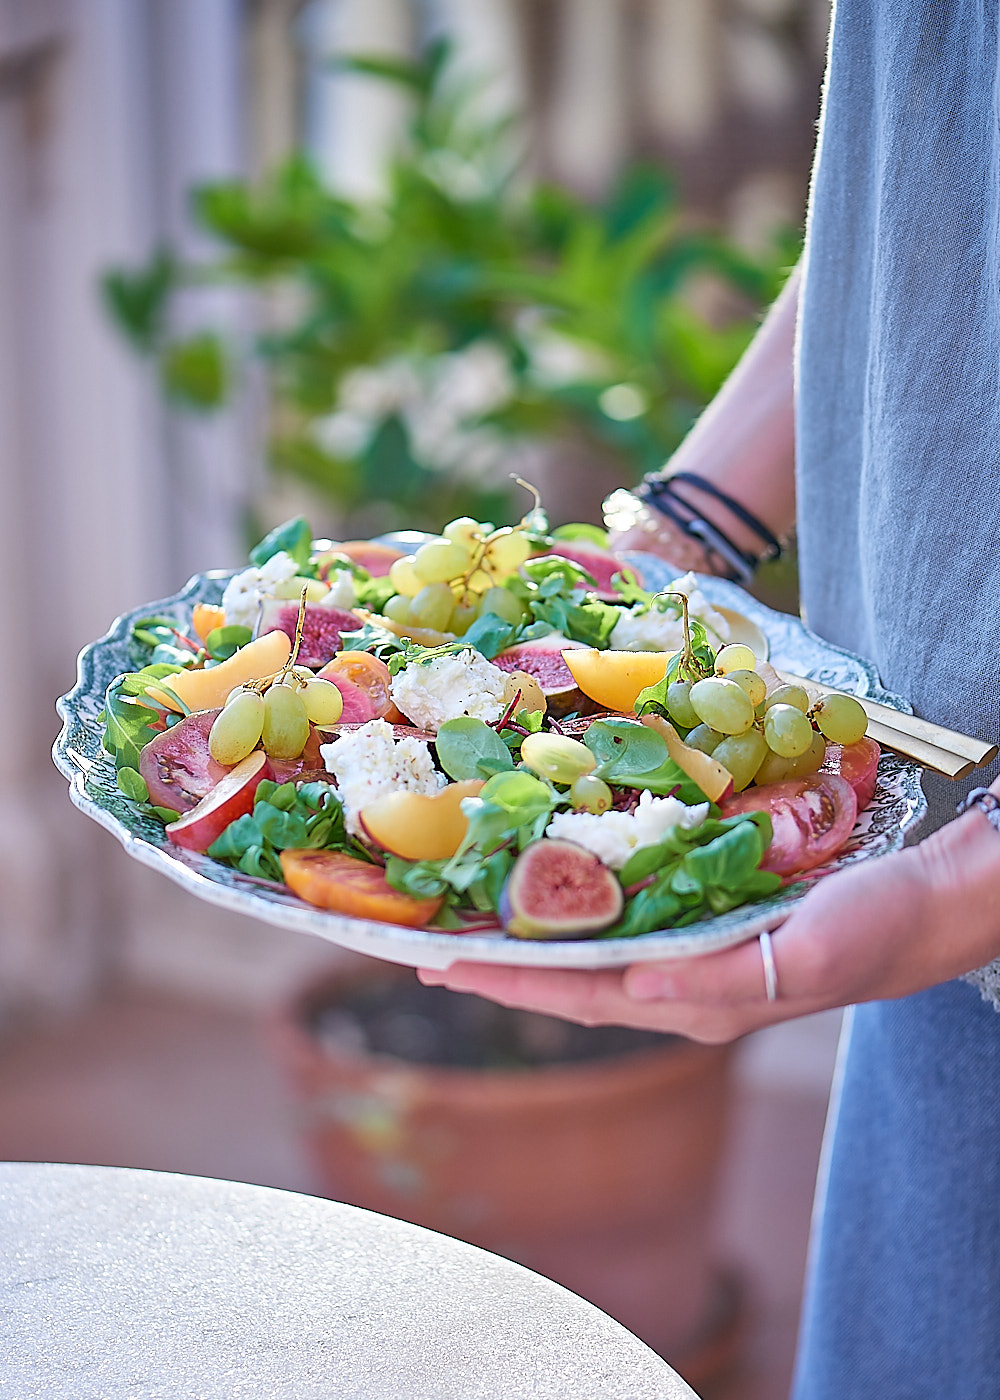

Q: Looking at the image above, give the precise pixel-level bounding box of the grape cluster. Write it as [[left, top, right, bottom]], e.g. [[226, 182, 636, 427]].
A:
[[666, 645, 868, 791], [207, 667, 345, 766], [382, 516, 534, 635]]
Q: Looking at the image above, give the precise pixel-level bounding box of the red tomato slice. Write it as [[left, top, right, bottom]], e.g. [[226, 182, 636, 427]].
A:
[[317, 652, 394, 721], [139, 710, 227, 813], [720, 773, 858, 876], [820, 737, 880, 809]]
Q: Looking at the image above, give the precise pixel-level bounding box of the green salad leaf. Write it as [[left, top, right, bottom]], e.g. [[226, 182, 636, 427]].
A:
[[435, 717, 514, 780], [207, 779, 358, 882], [583, 718, 708, 803], [607, 812, 781, 938]]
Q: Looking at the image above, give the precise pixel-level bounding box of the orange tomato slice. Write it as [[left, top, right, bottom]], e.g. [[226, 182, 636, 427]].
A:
[[317, 652, 394, 719], [280, 849, 443, 927]]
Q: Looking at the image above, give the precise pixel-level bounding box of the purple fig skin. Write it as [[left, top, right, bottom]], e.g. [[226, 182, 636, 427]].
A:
[[258, 600, 359, 668], [501, 838, 624, 941]]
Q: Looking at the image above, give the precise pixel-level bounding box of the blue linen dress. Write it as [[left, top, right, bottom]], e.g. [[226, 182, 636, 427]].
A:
[[793, 3, 1000, 1396]]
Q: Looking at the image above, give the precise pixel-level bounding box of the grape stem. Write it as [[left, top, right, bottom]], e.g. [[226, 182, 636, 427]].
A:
[[655, 591, 712, 682]]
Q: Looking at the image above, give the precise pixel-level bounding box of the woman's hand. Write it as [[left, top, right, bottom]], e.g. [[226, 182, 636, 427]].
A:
[[418, 805, 1000, 1043]]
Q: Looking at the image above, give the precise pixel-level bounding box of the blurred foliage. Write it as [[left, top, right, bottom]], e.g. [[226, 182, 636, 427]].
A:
[[103, 38, 798, 530]]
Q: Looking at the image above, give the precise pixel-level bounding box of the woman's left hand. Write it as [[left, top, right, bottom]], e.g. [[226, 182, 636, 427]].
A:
[[418, 804, 1000, 1042]]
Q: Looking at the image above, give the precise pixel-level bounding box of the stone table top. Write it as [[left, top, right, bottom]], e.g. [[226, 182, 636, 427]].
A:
[[0, 1162, 699, 1400]]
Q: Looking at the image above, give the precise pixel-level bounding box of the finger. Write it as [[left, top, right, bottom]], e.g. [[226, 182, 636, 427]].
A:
[[624, 932, 783, 1006], [420, 962, 636, 1027]]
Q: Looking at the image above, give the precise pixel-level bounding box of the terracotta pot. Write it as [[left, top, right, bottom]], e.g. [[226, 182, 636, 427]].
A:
[[269, 964, 741, 1381]]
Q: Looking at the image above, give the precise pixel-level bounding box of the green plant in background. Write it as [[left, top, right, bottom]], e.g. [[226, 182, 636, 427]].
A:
[[104, 38, 797, 534]]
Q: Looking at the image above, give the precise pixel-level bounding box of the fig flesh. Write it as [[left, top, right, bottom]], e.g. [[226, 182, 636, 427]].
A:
[[500, 838, 623, 940], [493, 636, 587, 715], [258, 600, 361, 668]]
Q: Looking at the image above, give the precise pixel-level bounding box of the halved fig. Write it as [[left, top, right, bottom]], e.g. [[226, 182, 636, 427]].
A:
[[499, 838, 623, 940], [258, 600, 361, 668], [165, 750, 273, 852], [493, 636, 587, 716]]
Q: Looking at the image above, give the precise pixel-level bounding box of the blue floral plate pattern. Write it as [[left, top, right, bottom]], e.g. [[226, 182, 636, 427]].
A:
[[53, 562, 926, 970]]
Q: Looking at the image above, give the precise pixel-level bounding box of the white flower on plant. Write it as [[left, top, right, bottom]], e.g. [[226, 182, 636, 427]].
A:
[[516, 309, 611, 389], [546, 791, 710, 872], [313, 411, 373, 459], [221, 550, 298, 630]]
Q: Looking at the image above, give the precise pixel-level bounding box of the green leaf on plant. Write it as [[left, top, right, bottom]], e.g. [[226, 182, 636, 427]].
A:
[[161, 332, 228, 409]]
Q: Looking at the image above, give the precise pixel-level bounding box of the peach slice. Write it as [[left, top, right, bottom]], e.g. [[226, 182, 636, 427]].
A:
[[639, 714, 733, 803], [166, 750, 273, 852], [360, 780, 486, 861], [561, 649, 677, 715], [147, 630, 292, 713]]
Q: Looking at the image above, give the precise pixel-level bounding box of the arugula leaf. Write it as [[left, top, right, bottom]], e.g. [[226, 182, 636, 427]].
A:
[[249, 515, 313, 570], [435, 717, 514, 781], [337, 617, 406, 658], [102, 669, 176, 772]]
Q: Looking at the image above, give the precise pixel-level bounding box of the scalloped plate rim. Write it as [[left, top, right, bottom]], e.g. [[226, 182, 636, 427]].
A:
[[53, 561, 928, 971]]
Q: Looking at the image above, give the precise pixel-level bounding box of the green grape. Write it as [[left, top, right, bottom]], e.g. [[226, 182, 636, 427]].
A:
[[520, 733, 596, 784], [764, 684, 810, 713], [388, 555, 422, 598], [813, 693, 868, 745], [685, 723, 724, 754], [465, 567, 493, 595], [272, 575, 329, 603], [301, 678, 344, 725], [713, 728, 767, 793], [209, 690, 264, 765], [261, 683, 310, 760], [726, 668, 767, 707], [715, 644, 757, 675], [689, 677, 755, 735], [570, 774, 614, 814], [382, 593, 412, 624], [665, 680, 700, 729], [755, 731, 826, 784], [443, 516, 483, 549], [407, 582, 456, 632], [483, 527, 532, 577], [480, 586, 526, 626], [763, 703, 814, 758], [448, 598, 480, 635], [413, 537, 472, 584]]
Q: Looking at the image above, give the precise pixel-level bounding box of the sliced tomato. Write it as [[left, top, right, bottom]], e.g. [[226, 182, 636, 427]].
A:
[[720, 773, 858, 876], [317, 652, 394, 721], [820, 737, 881, 809], [139, 710, 227, 813], [280, 849, 442, 927]]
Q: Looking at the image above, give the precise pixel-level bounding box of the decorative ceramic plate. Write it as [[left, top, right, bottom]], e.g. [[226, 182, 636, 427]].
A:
[[53, 560, 926, 971]]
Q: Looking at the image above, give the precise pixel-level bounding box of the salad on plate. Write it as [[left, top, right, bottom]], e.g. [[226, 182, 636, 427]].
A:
[[82, 489, 908, 954]]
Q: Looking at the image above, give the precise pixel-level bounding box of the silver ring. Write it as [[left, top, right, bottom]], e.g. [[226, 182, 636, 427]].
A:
[[759, 929, 778, 1003]]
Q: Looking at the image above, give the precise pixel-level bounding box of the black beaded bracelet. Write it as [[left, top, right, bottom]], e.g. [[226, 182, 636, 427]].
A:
[[635, 472, 782, 584], [955, 788, 1000, 833]]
